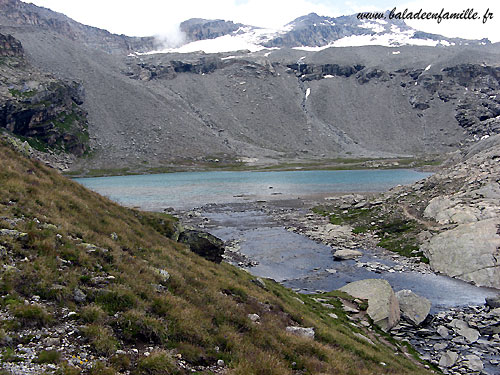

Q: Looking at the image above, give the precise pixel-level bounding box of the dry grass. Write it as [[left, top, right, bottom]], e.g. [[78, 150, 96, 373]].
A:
[[0, 139, 432, 374]]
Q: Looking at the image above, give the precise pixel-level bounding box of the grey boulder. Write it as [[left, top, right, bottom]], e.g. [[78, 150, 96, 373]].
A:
[[339, 279, 400, 331], [395, 289, 431, 326], [333, 249, 363, 260]]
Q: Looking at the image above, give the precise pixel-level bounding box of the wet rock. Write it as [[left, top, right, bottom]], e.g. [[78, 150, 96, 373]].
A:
[[395, 289, 431, 326], [286, 326, 315, 339], [178, 229, 225, 263], [333, 249, 363, 260], [339, 279, 400, 331], [439, 351, 459, 368]]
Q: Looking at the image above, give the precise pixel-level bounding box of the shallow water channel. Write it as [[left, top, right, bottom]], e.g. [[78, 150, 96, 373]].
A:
[[198, 203, 498, 313]]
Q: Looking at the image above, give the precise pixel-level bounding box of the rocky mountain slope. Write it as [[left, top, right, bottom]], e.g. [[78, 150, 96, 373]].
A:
[[0, 0, 157, 54], [0, 33, 89, 160], [178, 12, 488, 51], [0, 138, 434, 374], [0, 0, 499, 172]]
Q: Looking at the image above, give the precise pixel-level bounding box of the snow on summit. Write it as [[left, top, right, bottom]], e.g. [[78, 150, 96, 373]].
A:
[[144, 12, 481, 54]]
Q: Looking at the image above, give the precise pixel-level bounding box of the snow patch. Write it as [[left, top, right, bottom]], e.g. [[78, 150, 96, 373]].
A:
[[425, 64, 432, 71], [221, 55, 237, 60], [360, 21, 385, 33], [305, 88, 311, 99], [392, 51, 400, 55], [293, 45, 333, 51], [324, 75, 334, 78]]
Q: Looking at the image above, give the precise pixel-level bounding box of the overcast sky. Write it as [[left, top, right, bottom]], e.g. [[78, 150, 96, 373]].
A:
[[24, 0, 499, 42]]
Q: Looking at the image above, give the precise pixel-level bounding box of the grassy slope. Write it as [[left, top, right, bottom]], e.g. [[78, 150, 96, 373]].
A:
[[0, 141, 431, 375]]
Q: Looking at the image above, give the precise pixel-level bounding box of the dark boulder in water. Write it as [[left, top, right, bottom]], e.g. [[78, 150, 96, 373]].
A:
[[178, 229, 225, 263]]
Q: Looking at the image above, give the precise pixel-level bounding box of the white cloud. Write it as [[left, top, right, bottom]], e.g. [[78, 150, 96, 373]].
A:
[[23, 0, 499, 42], [25, 0, 340, 36]]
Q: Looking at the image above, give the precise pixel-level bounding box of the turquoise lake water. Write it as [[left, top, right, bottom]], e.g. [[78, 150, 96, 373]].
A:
[[74, 169, 431, 210]]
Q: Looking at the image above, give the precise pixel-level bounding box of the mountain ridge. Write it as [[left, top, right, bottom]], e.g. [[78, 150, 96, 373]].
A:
[[0, 0, 499, 173]]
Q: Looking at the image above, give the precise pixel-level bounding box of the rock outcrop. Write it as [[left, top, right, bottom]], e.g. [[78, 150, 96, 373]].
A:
[[0, 32, 22, 56], [0, 33, 89, 157], [421, 219, 500, 288], [178, 229, 225, 263], [180, 18, 244, 42], [416, 135, 500, 289], [339, 279, 400, 331]]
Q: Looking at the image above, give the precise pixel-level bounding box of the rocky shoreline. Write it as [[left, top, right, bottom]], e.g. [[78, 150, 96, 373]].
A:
[[178, 191, 500, 374], [261, 203, 500, 375]]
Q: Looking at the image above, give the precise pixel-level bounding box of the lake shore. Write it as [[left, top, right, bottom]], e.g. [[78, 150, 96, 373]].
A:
[[177, 198, 500, 375]]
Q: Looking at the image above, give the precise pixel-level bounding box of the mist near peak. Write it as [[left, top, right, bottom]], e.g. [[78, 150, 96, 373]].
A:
[[154, 23, 187, 49]]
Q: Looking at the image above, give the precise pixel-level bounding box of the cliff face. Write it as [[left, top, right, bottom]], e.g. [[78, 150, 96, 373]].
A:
[[180, 18, 244, 42], [0, 33, 89, 156]]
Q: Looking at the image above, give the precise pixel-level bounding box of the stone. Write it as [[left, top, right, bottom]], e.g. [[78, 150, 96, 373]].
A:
[[433, 342, 447, 351], [486, 295, 500, 308], [217, 359, 225, 366], [438, 351, 458, 368], [421, 218, 500, 289], [341, 304, 359, 313], [437, 325, 450, 339], [251, 278, 267, 289], [490, 307, 500, 317], [395, 289, 431, 326], [333, 249, 363, 260], [73, 288, 86, 303], [178, 229, 225, 263], [328, 313, 338, 319], [464, 354, 483, 371], [247, 314, 260, 322], [151, 268, 170, 282], [339, 279, 400, 331], [353, 332, 375, 345], [0, 229, 28, 243], [457, 326, 480, 343], [286, 326, 315, 339]]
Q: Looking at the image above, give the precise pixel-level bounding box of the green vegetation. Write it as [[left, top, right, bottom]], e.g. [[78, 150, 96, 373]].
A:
[[64, 156, 442, 178], [0, 139, 432, 374], [312, 203, 429, 262], [136, 351, 178, 375], [35, 350, 62, 364], [11, 303, 53, 328], [8, 88, 38, 98]]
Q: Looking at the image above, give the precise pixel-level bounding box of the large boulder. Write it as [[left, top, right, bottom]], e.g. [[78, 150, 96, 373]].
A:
[[339, 279, 400, 331], [395, 289, 431, 326], [421, 218, 500, 289], [178, 229, 225, 263]]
